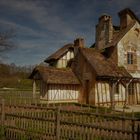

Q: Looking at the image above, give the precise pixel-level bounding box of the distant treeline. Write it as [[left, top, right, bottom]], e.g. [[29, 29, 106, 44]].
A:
[[0, 63, 35, 89]]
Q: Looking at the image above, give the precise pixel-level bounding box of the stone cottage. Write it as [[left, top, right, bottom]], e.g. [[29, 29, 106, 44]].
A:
[[30, 8, 140, 107]]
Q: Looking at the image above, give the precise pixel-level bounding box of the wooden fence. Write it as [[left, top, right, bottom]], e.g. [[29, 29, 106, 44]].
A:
[[0, 89, 40, 106], [0, 99, 140, 140]]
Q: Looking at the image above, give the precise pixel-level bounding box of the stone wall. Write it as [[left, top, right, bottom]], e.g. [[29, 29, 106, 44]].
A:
[[117, 22, 140, 78], [95, 15, 113, 49]]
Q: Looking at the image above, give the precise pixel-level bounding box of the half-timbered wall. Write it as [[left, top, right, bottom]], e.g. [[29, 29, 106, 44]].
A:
[[56, 51, 74, 68], [95, 82, 110, 106], [128, 82, 140, 104], [114, 84, 126, 103], [95, 82, 126, 106], [47, 84, 79, 102], [40, 84, 79, 102], [135, 83, 140, 104]]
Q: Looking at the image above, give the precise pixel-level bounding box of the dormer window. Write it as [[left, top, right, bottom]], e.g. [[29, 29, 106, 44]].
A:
[[127, 52, 134, 64]]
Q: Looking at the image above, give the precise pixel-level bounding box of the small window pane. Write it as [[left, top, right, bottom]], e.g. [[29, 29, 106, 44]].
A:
[[127, 52, 134, 64]]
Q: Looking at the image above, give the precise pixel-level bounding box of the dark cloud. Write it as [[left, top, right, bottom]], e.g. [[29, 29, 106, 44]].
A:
[[0, 0, 140, 65]]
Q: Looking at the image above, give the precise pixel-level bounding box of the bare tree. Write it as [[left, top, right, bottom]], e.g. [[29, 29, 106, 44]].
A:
[[0, 29, 16, 52]]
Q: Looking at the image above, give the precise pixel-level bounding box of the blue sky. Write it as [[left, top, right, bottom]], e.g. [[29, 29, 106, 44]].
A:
[[0, 0, 140, 66]]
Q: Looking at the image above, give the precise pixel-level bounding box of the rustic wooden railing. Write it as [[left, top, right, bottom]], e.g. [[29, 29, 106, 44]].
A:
[[0, 99, 140, 140]]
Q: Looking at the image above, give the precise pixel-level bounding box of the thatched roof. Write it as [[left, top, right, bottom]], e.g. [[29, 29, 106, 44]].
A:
[[44, 44, 74, 63], [29, 66, 80, 85], [80, 48, 132, 78]]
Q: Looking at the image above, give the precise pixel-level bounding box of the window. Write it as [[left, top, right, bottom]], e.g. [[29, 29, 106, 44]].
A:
[[128, 83, 134, 95], [127, 52, 134, 64]]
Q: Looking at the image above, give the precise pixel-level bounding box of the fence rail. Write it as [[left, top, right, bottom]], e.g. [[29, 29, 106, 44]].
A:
[[0, 98, 140, 140]]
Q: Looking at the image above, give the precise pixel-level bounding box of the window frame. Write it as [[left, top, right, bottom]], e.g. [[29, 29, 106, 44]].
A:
[[127, 52, 134, 65]]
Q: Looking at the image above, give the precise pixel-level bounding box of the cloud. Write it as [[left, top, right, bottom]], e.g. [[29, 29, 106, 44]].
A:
[[0, 19, 47, 39], [0, 0, 96, 45], [0, 0, 140, 65], [107, 0, 140, 13], [0, 0, 78, 39]]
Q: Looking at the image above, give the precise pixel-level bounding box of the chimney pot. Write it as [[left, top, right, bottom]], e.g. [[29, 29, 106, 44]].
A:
[[118, 8, 134, 29], [74, 38, 84, 48]]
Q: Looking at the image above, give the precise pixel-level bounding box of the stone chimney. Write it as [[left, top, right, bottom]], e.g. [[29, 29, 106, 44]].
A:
[[95, 14, 113, 49], [74, 38, 84, 48], [118, 8, 135, 30], [73, 38, 84, 57]]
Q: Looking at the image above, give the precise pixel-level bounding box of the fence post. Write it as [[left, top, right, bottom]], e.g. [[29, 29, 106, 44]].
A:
[[137, 124, 140, 140], [122, 109, 125, 130], [1, 99, 5, 126], [1, 99, 5, 140], [56, 107, 60, 140], [132, 120, 135, 140], [131, 111, 135, 140]]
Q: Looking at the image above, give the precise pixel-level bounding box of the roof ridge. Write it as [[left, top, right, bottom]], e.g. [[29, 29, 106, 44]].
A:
[[44, 43, 74, 63]]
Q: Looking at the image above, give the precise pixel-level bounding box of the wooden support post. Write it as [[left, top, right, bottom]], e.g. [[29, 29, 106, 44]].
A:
[[83, 73, 91, 104], [136, 83, 138, 104], [124, 79, 133, 107], [33, 80, 36, 98], [125, 83, 129, 107], [109, 79, 120, 110], [96, 83, 100, 107], [131, 111, 135, 140], [137, 125, 140, 140], [104, 83, 108, 106], [85, 80, 89, 104], [110, 83, 115, 110], [56, 107, 60, 140]]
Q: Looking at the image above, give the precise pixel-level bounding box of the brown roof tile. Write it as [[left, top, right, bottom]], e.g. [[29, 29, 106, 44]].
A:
[[44, 44, 74, 63], [80, 48, 132, 78], [29, 66, 80, 85]]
